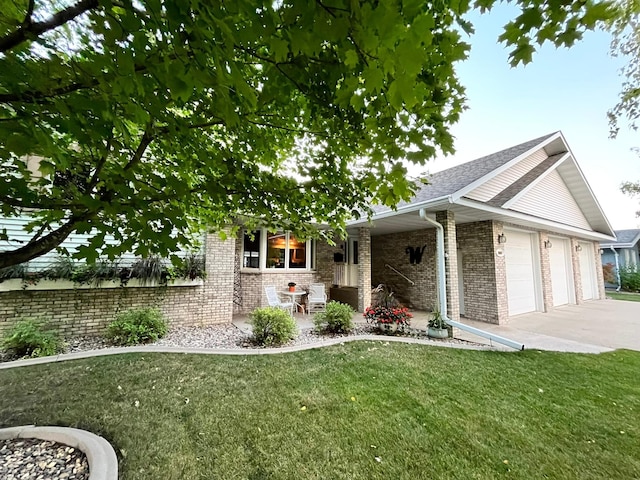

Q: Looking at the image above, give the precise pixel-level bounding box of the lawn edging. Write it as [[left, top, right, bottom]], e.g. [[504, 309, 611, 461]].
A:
[[0, 425, 118, 480], [0, 335, 498, 370]]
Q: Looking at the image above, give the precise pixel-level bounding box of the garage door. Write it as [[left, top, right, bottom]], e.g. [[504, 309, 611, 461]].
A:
[[505, 230, 539, 315], [548, 237, 573, 306], [578, 242, 597, 300]]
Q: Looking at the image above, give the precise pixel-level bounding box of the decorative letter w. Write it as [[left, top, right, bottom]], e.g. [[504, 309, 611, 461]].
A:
[[406, 246, 426, 265]]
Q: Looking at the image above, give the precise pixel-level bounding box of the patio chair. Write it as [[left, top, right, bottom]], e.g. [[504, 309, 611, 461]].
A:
[[264, 285, 294, 315], [307, 283, 327, 315]]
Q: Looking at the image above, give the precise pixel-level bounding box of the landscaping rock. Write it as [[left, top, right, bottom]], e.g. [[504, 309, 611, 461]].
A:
[[0, 438, 89, 480]]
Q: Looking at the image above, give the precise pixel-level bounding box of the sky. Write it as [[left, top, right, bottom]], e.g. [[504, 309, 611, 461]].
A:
[[411, 5, 640, 231]]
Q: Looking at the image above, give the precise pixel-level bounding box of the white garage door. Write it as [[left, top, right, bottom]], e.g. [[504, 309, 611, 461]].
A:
[[578, 242, 597, 300], [548, 237, 573, 306], [505, 230, 538, 315]]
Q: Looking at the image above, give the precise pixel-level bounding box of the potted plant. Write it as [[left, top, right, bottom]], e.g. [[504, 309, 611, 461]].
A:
[[427, 308, 449, 339], [287, 282, 296, 292], [364, 305, 412, 334]]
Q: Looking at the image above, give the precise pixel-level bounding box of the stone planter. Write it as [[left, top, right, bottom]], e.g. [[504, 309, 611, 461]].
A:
[[378, 322, 399, 334], [428, 327, 449, 339]]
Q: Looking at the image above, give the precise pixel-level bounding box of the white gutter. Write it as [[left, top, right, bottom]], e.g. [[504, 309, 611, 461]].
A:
[[610, 247, 622, 292], [418, 208, 525, 351]]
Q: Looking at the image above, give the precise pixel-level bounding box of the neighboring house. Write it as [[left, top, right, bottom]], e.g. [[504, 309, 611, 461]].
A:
[[600, 229, 640, 287], [0, 131, 615, 336]]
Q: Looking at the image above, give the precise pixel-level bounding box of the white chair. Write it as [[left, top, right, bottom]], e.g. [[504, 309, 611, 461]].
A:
[[307, 283, 327, 314], [264, 285, 294, 315]]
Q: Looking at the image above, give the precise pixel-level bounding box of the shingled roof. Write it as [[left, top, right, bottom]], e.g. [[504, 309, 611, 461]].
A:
[[601, 229, 640, 247], [372, 132, 558, 213]]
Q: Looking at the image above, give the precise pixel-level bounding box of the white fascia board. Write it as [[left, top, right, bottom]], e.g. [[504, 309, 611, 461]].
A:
[[454, 197, 616, 242], [450, 132, 563, 202], [554, 131, 616, 237], [346, 195, 453, 226], [501, 152, 571, 209]]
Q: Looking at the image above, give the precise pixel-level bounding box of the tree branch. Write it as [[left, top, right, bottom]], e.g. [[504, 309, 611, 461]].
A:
[[0, 212, 92, 269], [246, 118, 329, 137], [22, 0, 36, 28], [123, 125, 154, 172], [0, 0, 99, 53]]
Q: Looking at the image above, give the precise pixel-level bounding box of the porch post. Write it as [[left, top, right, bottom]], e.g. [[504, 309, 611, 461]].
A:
[[357, 227, 371, 312], [435, 211, 460, 321]]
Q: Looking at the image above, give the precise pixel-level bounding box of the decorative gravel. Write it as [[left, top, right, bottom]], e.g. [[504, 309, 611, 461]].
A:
[[0, 438, 89, 480], [0, 324, 483, 364]]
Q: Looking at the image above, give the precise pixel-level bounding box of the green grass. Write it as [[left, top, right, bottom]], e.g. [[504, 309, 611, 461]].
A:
[[1, 343, 639, 479], [607, 291, 640, 302]]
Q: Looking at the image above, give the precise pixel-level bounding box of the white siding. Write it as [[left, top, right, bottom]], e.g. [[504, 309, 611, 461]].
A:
[[1, 216, 199, 271], [467, 149, 548, 202], [508, 170, 592, 230]]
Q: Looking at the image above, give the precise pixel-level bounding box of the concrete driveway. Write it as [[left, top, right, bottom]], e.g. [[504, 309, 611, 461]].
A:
[[456, 299, 640, 353]]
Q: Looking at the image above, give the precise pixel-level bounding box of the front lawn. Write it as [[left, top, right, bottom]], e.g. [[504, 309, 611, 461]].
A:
[[1, 343, 639, 479], [607, 291, 640, 302]]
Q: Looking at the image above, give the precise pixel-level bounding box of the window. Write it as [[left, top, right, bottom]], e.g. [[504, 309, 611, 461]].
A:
[[243, 229, 315, 271], [243, 230, 261, 268]]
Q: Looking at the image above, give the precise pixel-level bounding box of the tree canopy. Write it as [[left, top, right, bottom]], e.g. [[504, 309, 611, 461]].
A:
[[0, 0, 614, 269]]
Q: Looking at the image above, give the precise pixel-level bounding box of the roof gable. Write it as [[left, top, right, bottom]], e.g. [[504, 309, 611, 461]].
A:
[[376, 132, 559, 211], [358, 131, 614, 239], [506, 168, 592, 230]]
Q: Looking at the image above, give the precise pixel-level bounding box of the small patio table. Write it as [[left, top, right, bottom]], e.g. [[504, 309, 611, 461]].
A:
[[281, 290, 306, 314]]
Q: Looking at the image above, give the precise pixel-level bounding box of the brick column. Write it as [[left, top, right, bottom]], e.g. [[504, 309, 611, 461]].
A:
[[435, 211, 459, 322], [492, 221, 509, 324], [594, 241, 606, 300], [357, 227, 371, 312], [539, 232, 553, 311], [202, 231, 236, 324], [570, 237, 584, 304]]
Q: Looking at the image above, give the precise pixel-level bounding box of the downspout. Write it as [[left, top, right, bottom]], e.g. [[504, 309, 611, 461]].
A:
[[418, 208, 524, 351], [610, 247, 621, 292]]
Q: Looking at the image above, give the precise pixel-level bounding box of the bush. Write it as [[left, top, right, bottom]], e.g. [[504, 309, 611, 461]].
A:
[[2, 319, 63, 358], [619, 265, 640, 292], [107, 307, 168, 345], [314, 301, 354, 334], [250, 307, 297, 347]]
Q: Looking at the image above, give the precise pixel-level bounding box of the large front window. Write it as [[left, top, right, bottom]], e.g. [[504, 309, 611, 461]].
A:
[[243, 229, 315, 271]]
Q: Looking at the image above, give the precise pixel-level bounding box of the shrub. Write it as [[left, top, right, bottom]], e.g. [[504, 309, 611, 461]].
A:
[[619, 265, 640, 292], [2, 319, 63, 358], [314, 301, 354, 334], [602, 263, 617, 284], [107, 307, 168, 345], [250, 307, 297, 347]]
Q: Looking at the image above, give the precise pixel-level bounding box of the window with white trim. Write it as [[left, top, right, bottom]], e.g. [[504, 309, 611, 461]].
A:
[[242, 229, 316, 271]]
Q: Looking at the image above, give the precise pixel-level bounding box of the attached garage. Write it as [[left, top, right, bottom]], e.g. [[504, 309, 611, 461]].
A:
[[548, 236, 574, 306], [504, 229, 541, 316], [578, 241, 597, 300]]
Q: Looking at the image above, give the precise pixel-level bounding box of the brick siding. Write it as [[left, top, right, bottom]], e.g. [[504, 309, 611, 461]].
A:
[[0, 233, 236, 337]]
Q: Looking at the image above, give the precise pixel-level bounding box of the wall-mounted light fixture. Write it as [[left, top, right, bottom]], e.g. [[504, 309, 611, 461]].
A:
[[497, 233, 507, 244], [544, 240, 552, 249], [599, 248, 604, 255], [575, 244, 583, 252]]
